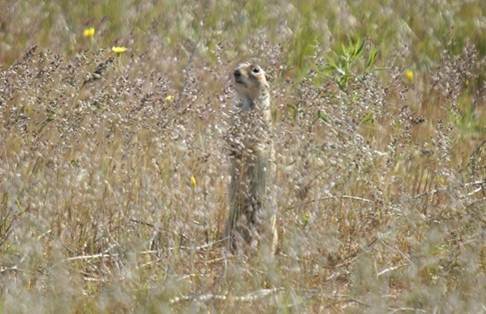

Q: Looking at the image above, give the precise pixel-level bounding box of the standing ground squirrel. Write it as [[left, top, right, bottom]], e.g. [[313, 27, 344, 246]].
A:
[[225, 62, 277, 254]]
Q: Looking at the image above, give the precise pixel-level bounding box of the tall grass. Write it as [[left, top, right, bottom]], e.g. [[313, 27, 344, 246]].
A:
[[1, 0, 484, 312]]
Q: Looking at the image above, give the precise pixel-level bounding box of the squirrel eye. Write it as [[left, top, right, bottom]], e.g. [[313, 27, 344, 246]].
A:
[[252, 67, 260, 74]]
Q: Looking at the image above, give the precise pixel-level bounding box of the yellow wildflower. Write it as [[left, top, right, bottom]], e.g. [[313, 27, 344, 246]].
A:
[[112, 46, 128, 54], [83, 27, 95, 38], [405, 69, 414, 82], [164, 95, 175, 102], [190, 175, 197, 189]]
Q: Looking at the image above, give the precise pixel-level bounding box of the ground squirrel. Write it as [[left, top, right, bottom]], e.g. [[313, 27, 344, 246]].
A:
[[225, 62, 277, 254]]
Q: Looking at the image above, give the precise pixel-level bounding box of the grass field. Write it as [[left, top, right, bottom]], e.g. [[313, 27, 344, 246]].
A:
[[1, 0, 485, 312]]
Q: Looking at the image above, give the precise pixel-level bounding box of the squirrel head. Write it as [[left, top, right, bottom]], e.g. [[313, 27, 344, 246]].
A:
[[233, 62, 269, 102]]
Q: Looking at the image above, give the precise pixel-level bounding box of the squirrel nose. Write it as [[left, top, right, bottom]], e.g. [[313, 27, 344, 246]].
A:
[[233, 70, 241, 78]]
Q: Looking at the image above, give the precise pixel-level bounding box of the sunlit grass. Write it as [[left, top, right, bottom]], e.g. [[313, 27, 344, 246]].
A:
[[0, 0, 484, 312]]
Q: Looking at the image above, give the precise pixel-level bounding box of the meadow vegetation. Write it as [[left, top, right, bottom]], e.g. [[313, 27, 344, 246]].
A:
[[0, 0, 485, 312]]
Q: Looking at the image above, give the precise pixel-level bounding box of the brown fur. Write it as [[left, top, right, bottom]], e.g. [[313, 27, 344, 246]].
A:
[[225, 62, 277, 254]]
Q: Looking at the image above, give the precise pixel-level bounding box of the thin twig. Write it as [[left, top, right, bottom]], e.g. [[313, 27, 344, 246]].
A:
[[287, 194, 375, 211], [376, 264, 407, 277], [129, 218, 155, 228], [389, 307, 427, 313], [467, 186, 483, 197], [464, 180, 486, 187], [63, 238, 226, 263], [64, 253, 116, 262], [169, 287, 283, 304]]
